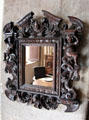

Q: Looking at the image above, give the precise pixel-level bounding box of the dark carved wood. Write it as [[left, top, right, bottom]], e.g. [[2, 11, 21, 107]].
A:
[[18, 39, 59, 95], [3, 10, 83, 112]]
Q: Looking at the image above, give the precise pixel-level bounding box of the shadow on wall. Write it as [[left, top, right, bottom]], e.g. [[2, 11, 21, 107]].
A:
[[78, 22, 89, 71], [74, 22, 89, 104], [86, 86, 89, 120], [74, 22, 89, 120], [85, 101, 89, 120]]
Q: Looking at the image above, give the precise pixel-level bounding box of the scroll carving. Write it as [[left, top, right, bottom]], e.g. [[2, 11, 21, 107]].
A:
[[3, 10, 83, 112]]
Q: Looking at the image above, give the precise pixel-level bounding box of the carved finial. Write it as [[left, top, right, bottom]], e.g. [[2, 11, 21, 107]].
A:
[[68, 16, 83, 30], [42, 10, 63, 24], [17, 11, 34, 26]]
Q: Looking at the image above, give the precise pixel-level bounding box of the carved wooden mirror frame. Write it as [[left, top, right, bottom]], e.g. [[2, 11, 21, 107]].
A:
[[3, 10, 83, 112], [18, 38, 60, 94]]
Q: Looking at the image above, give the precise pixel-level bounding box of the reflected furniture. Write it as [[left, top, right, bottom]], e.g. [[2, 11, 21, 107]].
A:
[[33, 77, 53, 87]]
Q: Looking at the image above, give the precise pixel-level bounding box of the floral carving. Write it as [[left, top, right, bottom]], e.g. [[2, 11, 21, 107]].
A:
[[3, 10, 83, 112]]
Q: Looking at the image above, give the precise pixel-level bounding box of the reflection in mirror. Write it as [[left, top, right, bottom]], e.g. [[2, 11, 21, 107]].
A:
[[25, 45, 54, 88]]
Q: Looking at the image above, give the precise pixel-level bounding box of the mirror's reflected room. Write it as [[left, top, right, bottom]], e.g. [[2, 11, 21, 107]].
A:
[[24, 45, 54, 88]]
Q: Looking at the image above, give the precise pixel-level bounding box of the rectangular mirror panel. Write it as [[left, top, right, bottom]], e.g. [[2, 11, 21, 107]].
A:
[[24, 45, 54, 88]]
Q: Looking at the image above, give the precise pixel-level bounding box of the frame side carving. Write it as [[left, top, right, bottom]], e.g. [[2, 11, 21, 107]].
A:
[[3, 10, 83, 112]]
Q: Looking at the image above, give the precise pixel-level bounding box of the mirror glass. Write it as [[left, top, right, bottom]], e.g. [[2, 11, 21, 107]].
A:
[[24, 45, 54, 88]]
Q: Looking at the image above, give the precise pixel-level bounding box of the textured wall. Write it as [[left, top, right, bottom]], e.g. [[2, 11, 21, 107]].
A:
[[1, 0, 89, 120]]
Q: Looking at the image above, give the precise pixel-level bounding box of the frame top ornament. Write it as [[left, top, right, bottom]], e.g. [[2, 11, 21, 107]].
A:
[[3, 10, 83, 112]]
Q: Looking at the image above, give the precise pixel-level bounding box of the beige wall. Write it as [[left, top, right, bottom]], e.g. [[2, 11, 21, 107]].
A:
[[1, 0, 89, 120]]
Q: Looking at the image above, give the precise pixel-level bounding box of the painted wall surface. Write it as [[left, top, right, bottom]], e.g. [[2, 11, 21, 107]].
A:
[[1, 0, 89, 120]]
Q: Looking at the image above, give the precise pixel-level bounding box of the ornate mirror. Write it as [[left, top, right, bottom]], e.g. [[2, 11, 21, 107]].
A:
[[18, 38, 60, 95], [3, 10, 83, 112]]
